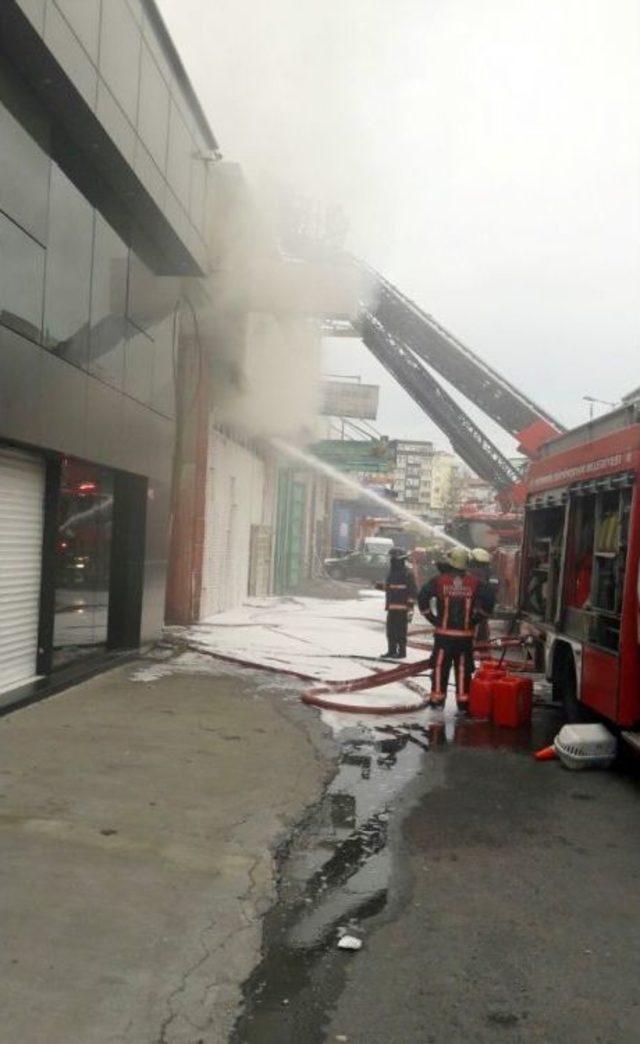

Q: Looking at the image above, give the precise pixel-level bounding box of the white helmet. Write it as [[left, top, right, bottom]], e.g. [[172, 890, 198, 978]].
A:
[[471, 547, 491, 564], [447, 547, 469, 570]]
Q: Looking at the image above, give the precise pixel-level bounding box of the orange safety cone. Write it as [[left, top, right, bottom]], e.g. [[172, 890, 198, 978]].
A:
[[533, 744, 557, 762]]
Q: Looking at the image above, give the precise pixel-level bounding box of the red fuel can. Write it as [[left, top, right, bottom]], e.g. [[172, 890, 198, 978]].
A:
[[492, 675, 534, 728], [477, 660, 506, 676], [469, 673, 494, 718]]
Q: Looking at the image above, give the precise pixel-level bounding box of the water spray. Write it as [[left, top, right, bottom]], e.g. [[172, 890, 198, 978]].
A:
[[271, 439, 466, 549]]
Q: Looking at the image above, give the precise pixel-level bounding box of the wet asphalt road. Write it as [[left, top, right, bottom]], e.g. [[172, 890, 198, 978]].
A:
[[232, 707, 640, 1044]]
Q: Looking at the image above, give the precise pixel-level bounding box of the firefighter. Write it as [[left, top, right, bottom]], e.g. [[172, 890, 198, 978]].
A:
[[469, 547, 498, 642], [417, 546, 483, 711], [381, 548, 417, 660]]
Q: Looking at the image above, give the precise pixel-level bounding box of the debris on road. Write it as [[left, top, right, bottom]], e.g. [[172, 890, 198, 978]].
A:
[[337, 935, 363, 951]]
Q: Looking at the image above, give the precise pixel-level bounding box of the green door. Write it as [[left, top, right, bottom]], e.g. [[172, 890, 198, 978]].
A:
[[274, 469, 307, 593]]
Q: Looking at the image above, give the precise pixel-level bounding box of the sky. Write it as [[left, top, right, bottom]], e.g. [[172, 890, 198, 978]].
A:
[[158, 0, 640, 454]]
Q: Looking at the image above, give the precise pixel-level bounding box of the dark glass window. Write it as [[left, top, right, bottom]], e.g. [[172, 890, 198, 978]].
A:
[[138, 42, 170, 171], [128, 247, 179, 334], [88, 215, 129, 389], [0, 211, 45, 342], [127, 246, 178, 410], [43, 167, 94, 366], [53, 461, 114, 669], [99, 0, 141, 124], [127, 248, 156, 334], [124, 325, 154, 405], [0, 93, 50, 244]]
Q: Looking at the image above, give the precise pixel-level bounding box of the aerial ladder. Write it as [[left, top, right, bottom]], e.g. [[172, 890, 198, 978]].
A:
[[349, 265, 564, 505]]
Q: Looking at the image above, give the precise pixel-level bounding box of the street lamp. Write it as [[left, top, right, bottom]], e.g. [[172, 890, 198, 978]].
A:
[[583, 395, 617, 421]]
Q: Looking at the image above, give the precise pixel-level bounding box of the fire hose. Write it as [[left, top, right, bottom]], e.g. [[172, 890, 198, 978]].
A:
[[301, 657, 433, 715], [187, 642, 434, 714], [187, 634, 535, 716]]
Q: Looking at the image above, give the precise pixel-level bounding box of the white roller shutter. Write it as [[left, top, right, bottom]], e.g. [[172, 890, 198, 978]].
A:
[[0, 448, 44, 693], [201, 430, 265, 617]]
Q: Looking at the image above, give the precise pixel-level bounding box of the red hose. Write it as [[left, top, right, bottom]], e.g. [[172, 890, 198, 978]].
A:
[[301, 656, 433, 715], [301, 691, 429, 715], [188, 642, 433, 715], [309, 656, 432, 695]]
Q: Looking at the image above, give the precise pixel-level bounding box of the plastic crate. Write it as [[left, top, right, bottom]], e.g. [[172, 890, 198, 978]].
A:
[[554, 723, 617, 770]]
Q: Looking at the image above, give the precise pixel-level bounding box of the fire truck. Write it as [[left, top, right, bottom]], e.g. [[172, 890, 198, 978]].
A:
[[519, 402, 640, 730], [326, 261, 637, 726]]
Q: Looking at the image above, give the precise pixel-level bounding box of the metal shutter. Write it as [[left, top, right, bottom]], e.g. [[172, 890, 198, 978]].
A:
[[0, 448, 44, 693], [201, 431, 265, 617]]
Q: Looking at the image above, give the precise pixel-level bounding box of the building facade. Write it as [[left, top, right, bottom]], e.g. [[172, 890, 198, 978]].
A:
[[428, 451, 459, 519], [392, 441, 434, 515], [0, 0, 218, 698]]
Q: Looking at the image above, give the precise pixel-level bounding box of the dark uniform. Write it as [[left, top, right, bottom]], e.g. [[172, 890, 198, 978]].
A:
[[469, 560, 498, 642], [383, 559, 417, 659], [418, 568, 483, 708]]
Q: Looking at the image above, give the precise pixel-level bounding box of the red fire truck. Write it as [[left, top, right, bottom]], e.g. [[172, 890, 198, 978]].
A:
[[519, 403, 640, 730]]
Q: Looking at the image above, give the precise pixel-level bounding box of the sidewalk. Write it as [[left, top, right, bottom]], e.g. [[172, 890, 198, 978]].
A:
[[0, 656, 334, 1044]]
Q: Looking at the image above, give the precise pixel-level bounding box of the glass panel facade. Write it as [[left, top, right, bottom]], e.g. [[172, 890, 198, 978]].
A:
[[53, 460, 114, 668], [189, 154, 206, 229], [99, 0, 141, 124], [138, 41, 169, 172], [44, 1, 98, 108], [127, 248, 156, 334], [125, 325, 154, 406], [15, 0, 215, 277], [0, 212, 45, 343], [54, 0, 102, 62], [43, 167, 94, 366], [88, 215, 129, 389], [0, 93, 50, 244], [167, 101, 192, 205]]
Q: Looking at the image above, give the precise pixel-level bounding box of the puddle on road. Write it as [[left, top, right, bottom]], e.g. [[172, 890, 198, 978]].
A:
[[230, 705, 559, 1044]]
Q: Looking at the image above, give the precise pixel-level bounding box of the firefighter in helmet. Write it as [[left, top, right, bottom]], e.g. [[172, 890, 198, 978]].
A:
[[381, 547, 417, 660], [469, 547, 498, 642], [417, 546, 483, 710]]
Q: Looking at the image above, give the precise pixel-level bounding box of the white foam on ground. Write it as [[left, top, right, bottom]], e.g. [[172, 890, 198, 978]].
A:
[[134, 594, 437, 726], [189, 592, 428, 684]]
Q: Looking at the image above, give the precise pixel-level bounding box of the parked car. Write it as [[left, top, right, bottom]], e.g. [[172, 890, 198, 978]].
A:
[[324, 550, 389, 583]]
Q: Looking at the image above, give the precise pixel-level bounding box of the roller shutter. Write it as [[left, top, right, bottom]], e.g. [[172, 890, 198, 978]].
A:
[[0, 447, 44, 693], [201, 431, 266, 617]]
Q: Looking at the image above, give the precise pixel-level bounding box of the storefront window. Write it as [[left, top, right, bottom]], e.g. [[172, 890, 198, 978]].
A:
[[53, 461, 114, 669]]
